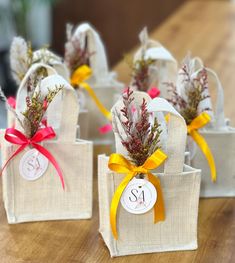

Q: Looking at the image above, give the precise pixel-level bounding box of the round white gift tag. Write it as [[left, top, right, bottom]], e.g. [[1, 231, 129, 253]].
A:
[[19, 149, 48, 181], [121, 178, 157, 214]]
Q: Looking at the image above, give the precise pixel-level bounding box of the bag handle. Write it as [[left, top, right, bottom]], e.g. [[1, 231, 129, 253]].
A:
[[33, 49, 70, 82], [15, 63, 79, 143], [40, 75, 79, 143], [73, 23, 109, 81], [192, 67, 226, 128], [15, 63, 57, 118], [192, 56, 203, 69], [136, 27, 177, 64], [111, 92, 186, 175], [133, 28, 178, 98], [148, 97, 187, 175]]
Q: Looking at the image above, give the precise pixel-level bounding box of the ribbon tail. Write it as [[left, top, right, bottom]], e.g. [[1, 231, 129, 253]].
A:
[[110, 172, 135, 240], [190, 130, 216, 182], [148, 173, 165, 223], [32, 143, 65, 189], [1, 145, 26, 175], [80, 82, 112, 121]]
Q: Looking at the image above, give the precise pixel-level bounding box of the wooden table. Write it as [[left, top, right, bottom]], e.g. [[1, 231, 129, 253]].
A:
[[1, 1, 235, 262]]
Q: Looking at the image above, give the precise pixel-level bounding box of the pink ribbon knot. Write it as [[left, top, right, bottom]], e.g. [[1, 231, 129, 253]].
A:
[[1, 127, 65, 189]]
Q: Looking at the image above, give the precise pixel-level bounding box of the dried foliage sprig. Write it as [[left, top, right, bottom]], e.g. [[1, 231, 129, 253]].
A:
[[25, 67, 48, 96], [65, 24, 95, 74], [10, 37, 33, 84], [0, 86, 24, 128], [22, 85, 63, 138], [113, 88, 162, 167], [2, 65, 63, 138], [130, 53, 156, 92], [166, 62, 211, 125]]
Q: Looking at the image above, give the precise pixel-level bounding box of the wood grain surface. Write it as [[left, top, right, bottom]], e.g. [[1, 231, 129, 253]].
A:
[[1, 1, 235, 262]]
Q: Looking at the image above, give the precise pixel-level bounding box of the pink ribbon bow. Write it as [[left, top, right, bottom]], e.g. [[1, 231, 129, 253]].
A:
[[1, 127, 64, 189], [148, 87, 160, 99]]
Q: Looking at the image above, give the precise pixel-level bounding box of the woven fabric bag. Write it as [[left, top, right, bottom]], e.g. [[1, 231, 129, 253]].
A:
[[98, 92, 201, 257], [190, 68, 235, 197], [0, 63, 93, 223], [70, 23, 123, 144]]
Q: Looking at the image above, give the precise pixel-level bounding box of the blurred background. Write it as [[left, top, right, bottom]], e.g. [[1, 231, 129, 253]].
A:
[[0, 0, 186, 97]]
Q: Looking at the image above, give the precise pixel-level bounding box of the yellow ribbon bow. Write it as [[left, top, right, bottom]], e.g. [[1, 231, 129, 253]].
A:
[[70, 65, 112, 121], [108, 149, 167, 239], [187, 112, 216, 182]]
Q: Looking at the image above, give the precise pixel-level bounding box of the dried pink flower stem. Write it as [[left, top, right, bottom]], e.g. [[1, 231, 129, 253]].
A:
[[115, 87, 161, 167]]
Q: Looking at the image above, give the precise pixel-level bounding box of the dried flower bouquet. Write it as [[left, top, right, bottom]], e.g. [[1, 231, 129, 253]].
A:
[[0, 71, 63, 138], [130, 53, 156, 93], [166, 56, 211, 124], [65, 24, 94, 85], [112, 87, 161, 167]]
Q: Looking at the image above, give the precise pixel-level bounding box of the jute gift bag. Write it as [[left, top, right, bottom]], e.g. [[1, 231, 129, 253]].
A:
[[133, 28, 177, 98], [0, 64, 93, 223], [65, 23, 123, 143], [190, 68, 235, 197], [98, 91, 201, 257]]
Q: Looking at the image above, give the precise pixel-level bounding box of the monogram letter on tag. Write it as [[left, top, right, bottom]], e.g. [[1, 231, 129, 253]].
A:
[[19, 149, 48, 181], [121, 178, 157, 214]]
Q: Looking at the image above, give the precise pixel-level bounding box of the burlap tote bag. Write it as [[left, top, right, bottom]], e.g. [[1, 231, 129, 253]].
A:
[[0, 63, 93, 223], [190, 68, 235, 197], [98, 91, 201, 257], [65, 22, 123, 143]]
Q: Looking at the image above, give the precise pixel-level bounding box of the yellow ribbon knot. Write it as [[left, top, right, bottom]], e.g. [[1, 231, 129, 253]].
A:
[[70, 65, 112, 121], [108, 149, 167, 239], [132, 166, 148, 174], [70, 65, 92, 85], [187, 112, 216, 182]]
